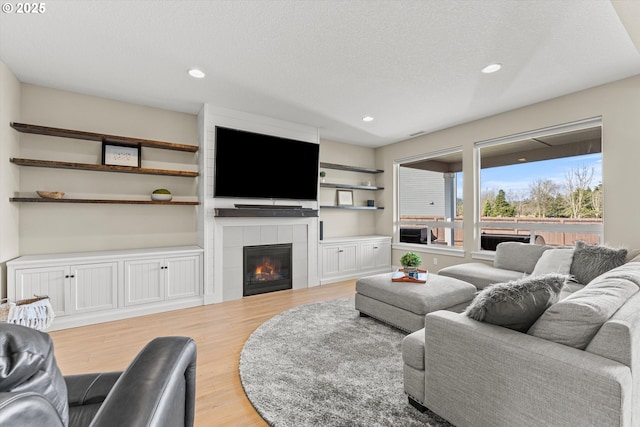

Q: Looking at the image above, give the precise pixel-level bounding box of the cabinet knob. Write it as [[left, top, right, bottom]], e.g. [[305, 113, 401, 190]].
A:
[[338, 249, 343, 253]]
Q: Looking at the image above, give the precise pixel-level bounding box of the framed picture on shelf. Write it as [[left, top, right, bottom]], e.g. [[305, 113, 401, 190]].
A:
[[337, 190, 353, 206], [102, 142, 141, 167]]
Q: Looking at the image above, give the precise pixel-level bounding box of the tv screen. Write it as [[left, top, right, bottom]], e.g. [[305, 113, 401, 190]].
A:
[[214, 126, 319, 201]]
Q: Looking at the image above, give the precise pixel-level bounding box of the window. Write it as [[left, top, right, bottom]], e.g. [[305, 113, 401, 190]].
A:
[[475, 118, 603, 251], [397, 147, 463, 249]]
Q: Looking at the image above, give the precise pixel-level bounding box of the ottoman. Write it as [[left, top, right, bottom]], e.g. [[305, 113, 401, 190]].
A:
[[355, 272, 477, 333]]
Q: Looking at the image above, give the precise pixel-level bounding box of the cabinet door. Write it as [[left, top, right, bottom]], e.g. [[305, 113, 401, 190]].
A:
[[359, 242, 377, 270], [124, 259, 165, 306], [321, 244, 342, 277], [14, 266, 70, 316], [70, 262, 118, 314], [338, 243, 359, 274], [166, 255, 200, 299], [373, 240, 391, 268]]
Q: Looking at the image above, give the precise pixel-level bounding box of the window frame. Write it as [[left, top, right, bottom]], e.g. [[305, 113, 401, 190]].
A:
[[394, 146, 464, 256], [472, 117, 603, 257]]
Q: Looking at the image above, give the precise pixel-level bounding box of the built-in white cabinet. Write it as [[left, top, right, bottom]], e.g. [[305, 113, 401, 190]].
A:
[[7, 246, 203, 331], [124, 254, 200, 306], [319, 235, 391, 284], [320, 241, 359, 279]]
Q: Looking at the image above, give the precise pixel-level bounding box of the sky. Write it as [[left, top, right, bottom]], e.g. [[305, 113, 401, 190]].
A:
[[459, 153, 602, 198]]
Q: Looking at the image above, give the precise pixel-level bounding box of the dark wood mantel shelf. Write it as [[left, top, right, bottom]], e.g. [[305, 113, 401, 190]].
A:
[[215, 208, 319, 218]]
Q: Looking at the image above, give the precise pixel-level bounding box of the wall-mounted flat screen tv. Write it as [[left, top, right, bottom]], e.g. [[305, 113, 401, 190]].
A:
[[214, 126, 319, 201]]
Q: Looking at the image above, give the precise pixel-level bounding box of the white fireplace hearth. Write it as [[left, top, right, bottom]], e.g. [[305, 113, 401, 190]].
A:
[[203, 215, 319, 303]]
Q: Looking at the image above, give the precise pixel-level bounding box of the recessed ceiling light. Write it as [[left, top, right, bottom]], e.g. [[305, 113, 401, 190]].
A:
[[362, 116, 374, 122], [518, 157, 527, 162], [481, 63, 502, 74], [188, 68, 205, 79]]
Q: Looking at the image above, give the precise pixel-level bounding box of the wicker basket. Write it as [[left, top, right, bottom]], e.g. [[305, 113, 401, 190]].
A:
[[0, 296, 55, 330]]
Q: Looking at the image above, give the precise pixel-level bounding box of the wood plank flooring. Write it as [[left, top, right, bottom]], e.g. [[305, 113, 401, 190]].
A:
[[49, 280, 357, 426]]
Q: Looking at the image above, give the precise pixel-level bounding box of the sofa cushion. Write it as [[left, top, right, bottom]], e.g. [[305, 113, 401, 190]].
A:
[[0, 324, 69, 425], [528, 263, 640, 350], [531, 248, 574, 276], [570, 241, 627, 285], [494, 242, 551, 274], [437, 263, 525, 290], [464, 273, 567, 332]]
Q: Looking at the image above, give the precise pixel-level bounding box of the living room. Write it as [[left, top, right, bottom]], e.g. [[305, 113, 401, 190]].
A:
[[1, 1, 640, 426]]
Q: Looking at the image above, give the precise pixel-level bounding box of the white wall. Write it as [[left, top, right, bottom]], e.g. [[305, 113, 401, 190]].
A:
[[377, 75, 640, 271], [0, 61, 21, 297], [319, 138, 380, 238], [16, 84, 199, 254]]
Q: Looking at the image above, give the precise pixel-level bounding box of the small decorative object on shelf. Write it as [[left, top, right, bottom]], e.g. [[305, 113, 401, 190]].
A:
[[319, 171, 326, 183], [103, 142, 141, 167], [36, 191, 65, 199], [151, 188, 172, 201], [400, 251, 422, 278], [337, 190, 353, 206]]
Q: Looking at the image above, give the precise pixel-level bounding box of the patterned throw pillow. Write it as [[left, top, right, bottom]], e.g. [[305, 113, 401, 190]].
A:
[[464, 273, 567, 332], [570, 241, 627, 285]]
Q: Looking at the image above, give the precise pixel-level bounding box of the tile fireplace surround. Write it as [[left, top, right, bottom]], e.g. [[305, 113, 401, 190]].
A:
[[206, 216, 320, 303]]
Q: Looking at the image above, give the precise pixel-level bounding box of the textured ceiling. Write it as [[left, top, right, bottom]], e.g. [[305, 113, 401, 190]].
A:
[[1, 0, 639, 147]]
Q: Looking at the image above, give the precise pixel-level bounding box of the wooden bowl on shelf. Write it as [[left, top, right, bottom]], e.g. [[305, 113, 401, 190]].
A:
[[36, 191, 65, 199]]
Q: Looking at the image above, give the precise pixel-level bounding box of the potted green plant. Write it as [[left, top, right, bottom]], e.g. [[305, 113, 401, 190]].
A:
[[319, 171, 326, 183], [400, 251, 422, 278]]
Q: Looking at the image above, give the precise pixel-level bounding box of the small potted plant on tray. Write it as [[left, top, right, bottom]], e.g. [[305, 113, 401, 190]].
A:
[[400, 251, 422, 278], [319, 171, 326, 183]]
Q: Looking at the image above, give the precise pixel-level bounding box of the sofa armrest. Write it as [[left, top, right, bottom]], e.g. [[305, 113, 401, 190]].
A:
[[0, 392, 65, 426], [423, 311, 632, 427], [89, 336, 197, 427]]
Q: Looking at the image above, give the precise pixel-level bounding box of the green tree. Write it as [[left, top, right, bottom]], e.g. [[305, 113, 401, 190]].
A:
[[482, 200, 493, 217], [492, 189, 516, 217]]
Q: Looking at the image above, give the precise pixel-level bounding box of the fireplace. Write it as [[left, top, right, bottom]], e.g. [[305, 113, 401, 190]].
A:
[[243, 243, 293, 296]]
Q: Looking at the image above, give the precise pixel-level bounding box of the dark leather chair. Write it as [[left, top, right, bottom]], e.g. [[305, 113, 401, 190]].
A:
[[0, 323, 197, 427]]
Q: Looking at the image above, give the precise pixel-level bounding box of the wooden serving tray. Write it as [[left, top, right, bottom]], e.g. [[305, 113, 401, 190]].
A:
[[391, 268, 429, 283]]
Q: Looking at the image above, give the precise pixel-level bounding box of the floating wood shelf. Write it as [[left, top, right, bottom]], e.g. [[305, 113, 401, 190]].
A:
[[320, 205, 383, 210], [11, 158, 199, 177], [320, 162, 383, 174], [320, 183, 384, 191], [10, 122, 199, 153], [10, 198, 199, 205]]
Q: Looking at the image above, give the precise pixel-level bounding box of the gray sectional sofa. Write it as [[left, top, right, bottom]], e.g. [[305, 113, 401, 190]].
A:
[[403, 242, 640, 427], [437, 241, 552, 290]]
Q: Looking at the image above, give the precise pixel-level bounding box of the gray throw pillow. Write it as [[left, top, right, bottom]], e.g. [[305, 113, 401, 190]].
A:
[[464, 273, 567, 332], [570, 241, 627, 285], [531, 248, 574, 276]]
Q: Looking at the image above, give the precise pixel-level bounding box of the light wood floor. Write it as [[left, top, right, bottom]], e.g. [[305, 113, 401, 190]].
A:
[[49, 280, 357, 426]]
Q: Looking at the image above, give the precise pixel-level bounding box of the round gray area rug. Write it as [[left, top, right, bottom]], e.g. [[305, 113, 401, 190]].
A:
[[239, 297, 454, 427]]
